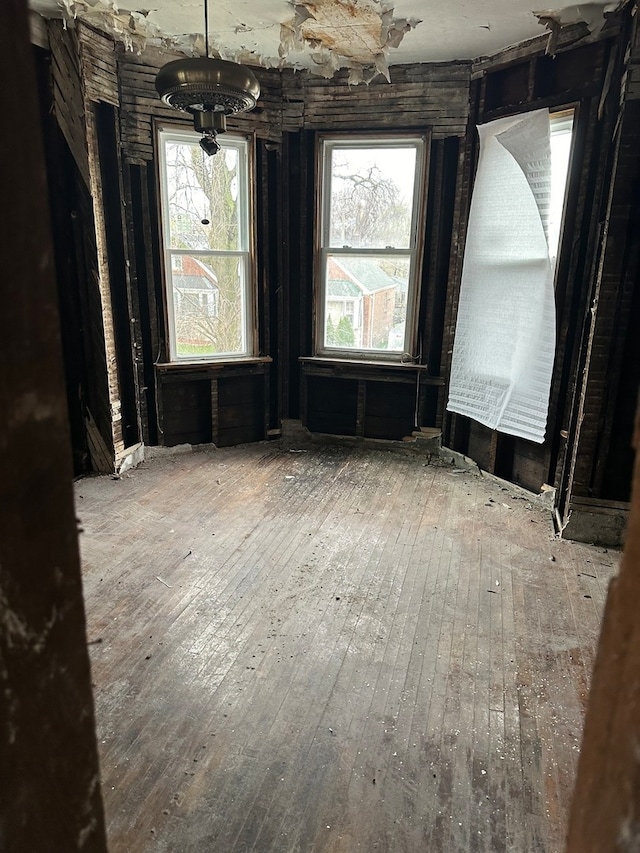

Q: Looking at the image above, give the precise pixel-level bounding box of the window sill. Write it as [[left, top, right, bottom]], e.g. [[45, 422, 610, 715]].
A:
[[301, 356, 426, 369], [157, 356, 272, 370], [156, 356, 272, 374], [300, 356, 444, 384]]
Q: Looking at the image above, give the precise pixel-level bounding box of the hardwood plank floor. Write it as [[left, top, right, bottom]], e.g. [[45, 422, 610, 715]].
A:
[[76, 442, 619, 853]]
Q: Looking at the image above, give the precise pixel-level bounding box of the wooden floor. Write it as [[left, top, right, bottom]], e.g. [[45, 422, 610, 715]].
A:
[[77, 442, 618, 853]]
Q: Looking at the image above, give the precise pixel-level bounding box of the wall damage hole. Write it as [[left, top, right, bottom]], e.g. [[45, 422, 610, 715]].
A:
[[283, 0, 421, 81], [533, 3, 617, 54]]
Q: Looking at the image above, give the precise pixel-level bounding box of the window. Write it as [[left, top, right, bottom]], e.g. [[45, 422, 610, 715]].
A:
[[157, 126, 255, 361], [447, 108, 574, 443], [316, 135, 427, 359], [548, 110, 574, 265]]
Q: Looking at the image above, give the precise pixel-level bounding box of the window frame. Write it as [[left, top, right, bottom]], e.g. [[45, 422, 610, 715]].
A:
[[156, 122, 258, 364], [547, 107, 575, 272], [314, 132, 429, 362], [445, 104, 577, 443]]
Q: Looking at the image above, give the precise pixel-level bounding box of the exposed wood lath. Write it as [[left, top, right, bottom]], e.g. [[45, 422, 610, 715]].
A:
[[288, 62, 471, 137], [117, 48, 284, 164], [48, 22, 90, 187], [116, 45, 471, 165], [77, 21, 118, 106]]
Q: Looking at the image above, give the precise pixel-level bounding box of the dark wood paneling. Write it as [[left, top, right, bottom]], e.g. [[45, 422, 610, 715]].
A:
[[218, 424, 264, 447], [423, 136, 460, 392], [511, 439, 549, 493], [44, 24, 116, 468], [364, 381, 415, 440], [306, 376, 358, 436], [218, 375, 265, 446], [35, 46, 90, 475], [440, 79, 481, 443], [600, 254, 640, 500], [467, 421, 495, 472], [157, 368, 270, 448], [287, 131, 315, 421], [572, 93, 640, 504], [534, 43, 606, 100], [557, 16, 637, 518], [161, 380, 212, 446], [219, 375, 263, 407], [484, 62, 530, 112], [125, 163, 158, 444]]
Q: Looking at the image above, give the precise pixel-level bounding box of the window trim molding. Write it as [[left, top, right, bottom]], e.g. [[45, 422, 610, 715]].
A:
[[155, 120, 258, 364], [313, 130, 430, 363]]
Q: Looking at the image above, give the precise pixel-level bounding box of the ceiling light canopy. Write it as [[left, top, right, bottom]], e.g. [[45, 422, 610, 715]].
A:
[[155, 1, 260, 155]]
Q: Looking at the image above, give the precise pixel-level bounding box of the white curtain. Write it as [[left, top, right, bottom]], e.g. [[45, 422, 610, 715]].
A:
[[447, 109, 556, 444]]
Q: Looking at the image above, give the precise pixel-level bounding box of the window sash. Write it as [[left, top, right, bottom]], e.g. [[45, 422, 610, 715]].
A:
[[318, 248, 417, 355], [157, 126, 255, 362], [165, 249, 249, 360], [316, 135, 427, 359]]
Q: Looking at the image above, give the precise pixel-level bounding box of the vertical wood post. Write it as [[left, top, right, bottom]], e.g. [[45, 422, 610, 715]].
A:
[[0, 1, 107, 849], [567, 406, 640, 850]]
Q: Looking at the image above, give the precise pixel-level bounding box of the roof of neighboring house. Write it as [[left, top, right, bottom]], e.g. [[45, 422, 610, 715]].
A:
[[327, 279, 361, 299], [328, 256, 400, 296], [173, 274, 218, 293]]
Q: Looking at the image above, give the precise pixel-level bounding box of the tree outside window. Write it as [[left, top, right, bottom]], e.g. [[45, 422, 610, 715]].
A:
[[157, 127, 255, 361], [316, 134, 427, 359]]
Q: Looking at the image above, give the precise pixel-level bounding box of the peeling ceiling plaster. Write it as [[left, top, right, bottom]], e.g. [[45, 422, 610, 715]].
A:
[[29, 0, 621, 80]]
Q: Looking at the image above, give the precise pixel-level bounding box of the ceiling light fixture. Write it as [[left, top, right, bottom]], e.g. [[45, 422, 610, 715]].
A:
[[155, 0, 260, 156]]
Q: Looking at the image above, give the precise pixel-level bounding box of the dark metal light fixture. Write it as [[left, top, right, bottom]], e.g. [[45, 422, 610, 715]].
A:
[[155, 0, 260, 155]]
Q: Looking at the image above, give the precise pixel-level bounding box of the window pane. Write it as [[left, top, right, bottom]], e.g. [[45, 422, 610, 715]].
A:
[[170, 253, 245, 359], [328, 146, 417, 249], [324, 254, 410, 352], [548, 112, 573, 264], [164, 140, 242, 251]]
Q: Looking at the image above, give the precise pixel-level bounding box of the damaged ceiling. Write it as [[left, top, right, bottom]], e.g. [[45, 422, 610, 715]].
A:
[[29, 0, 621, 80]]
